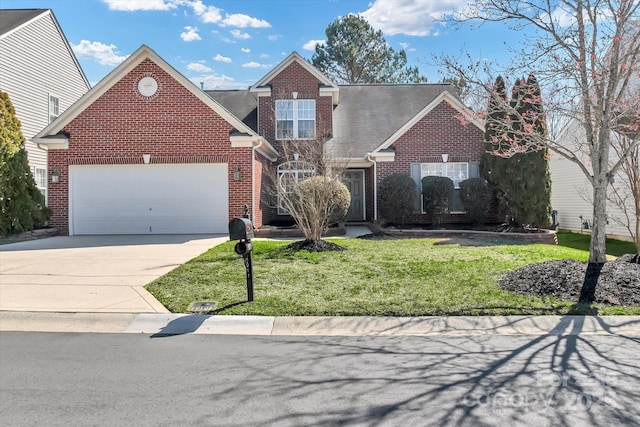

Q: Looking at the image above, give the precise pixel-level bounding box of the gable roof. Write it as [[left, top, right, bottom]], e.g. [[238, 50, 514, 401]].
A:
[[0, 9, 47, 36], [249, 51, 340, 104], [251, 51, 337, 89], [0, 8, 90, 89], [326, 84, 484, 159], [34, 44, 277, 160]]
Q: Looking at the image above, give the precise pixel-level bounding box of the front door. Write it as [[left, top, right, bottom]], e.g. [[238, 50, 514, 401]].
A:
[[343, 170, 365, 221]]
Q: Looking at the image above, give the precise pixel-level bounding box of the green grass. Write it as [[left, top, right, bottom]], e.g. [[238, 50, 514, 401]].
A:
[[146, 237, 639, 316], [557, 231, 637, 257]]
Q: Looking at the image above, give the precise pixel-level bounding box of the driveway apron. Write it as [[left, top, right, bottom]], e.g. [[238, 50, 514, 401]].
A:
[[0, 235, 227, 313]]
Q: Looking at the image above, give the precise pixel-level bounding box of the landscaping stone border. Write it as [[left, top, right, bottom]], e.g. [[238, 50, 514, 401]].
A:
[[383, 228, 558, 245], [254, 224, 346, 238], [0, 228, 59, 245]]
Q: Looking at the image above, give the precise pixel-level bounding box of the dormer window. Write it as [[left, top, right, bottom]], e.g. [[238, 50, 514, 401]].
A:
[[275, 99, 315, 140]]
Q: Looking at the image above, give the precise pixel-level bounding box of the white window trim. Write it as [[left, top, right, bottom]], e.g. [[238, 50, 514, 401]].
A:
[[420, 162, 469, 214], [49, 94, 60, 124], [277, 161, 316, 214], [275, 99, 316, 140]]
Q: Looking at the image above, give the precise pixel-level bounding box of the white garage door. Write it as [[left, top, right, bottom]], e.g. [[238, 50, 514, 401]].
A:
[[70, 164, 228, 235]]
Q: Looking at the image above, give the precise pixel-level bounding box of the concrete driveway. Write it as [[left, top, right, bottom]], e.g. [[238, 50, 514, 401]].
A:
[[0, 235, 227, 313]]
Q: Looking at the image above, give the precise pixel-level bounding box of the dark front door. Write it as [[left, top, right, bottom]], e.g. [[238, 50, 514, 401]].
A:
[[343, 170, 365, 221]]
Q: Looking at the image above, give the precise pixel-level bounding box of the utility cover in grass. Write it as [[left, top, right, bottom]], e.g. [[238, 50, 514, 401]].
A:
[[500, 255, 640, 306]]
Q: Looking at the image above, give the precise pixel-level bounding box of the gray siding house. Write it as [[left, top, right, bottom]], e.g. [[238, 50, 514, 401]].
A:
[[0, 8, 90, 199]]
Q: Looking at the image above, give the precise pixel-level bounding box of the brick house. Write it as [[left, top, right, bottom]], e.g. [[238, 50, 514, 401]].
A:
[[35, 45, 485, 235]]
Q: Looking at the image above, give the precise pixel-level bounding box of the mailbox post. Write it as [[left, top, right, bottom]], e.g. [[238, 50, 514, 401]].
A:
[[229, 217, 255, 302]]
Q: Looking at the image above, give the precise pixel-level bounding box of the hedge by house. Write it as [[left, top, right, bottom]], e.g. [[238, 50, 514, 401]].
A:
[[460, 178, 492, 225], [422, 176, 454, 224], [377, 173, 417, 225]]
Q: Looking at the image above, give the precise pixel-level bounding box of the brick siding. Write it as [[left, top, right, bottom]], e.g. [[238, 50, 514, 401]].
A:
[[48, 59, 257, 234]]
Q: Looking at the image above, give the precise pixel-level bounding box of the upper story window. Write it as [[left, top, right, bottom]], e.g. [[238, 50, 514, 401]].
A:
[[49, 95, 59, 123], [275, 99, 315, 140]]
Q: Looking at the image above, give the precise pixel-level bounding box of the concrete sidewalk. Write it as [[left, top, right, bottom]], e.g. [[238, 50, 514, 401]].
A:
[[2, 312, 639, 336]]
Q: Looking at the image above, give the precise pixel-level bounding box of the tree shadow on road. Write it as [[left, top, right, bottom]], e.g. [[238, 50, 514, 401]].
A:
[[201, 316, 640, 426]]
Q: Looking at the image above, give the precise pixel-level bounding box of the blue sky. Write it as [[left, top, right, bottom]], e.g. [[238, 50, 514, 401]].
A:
[[2, 0, 528, 89]]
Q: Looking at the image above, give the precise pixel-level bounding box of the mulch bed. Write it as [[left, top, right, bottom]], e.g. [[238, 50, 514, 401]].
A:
[[286, 239, 346, 252], [500, 255, 640, 306]]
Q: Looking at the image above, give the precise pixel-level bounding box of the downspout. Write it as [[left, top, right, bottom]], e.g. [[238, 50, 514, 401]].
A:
[[366, 153, 378, 221]]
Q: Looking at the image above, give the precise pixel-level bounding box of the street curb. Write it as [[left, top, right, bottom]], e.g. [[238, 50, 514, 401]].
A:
[[2, 312, 639, 336]]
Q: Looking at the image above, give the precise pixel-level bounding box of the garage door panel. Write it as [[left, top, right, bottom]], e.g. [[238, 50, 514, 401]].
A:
[[70, 164, 228, 235]]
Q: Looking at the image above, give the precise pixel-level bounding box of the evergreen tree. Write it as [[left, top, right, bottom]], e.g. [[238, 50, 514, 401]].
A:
[[482, 76, 552, 228], [0, 91, 49, 236], [311, 15, 426, 84]]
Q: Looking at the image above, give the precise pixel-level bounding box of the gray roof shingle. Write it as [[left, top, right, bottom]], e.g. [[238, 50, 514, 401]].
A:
[[328, 84, 457, 158], [0, 9, 47, 36], [206, 89, 257, 132], [208, 83, 458, 159]]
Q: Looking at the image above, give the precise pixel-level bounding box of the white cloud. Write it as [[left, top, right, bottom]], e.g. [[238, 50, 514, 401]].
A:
[[214, 54, 232, 63], [243, 61, 262, 68], [102, 0, 176, 11], [303, 39, 325, 51], [242, 61, 271, 69], [221, 13, 271, 28], [187, 62, 212, 72], [545, 6, 576, 27], [181, 26, 201, 41], [230, 29, 251, 40], [188, 74, 240, 90], [184, 0, 221, 23], [361, 0, 466, 36], [71, 40, 128, 66], [268, 35, 281, 41], [241, 48, 251, 53]]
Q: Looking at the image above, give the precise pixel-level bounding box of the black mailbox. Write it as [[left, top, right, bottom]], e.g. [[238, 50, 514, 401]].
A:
[[229, 218, 254, 240]]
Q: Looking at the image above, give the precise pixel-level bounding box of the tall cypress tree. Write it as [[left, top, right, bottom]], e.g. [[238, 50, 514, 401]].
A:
[[482, 76, 508, 180], [482, 76, 552, 228], [518, 74, 552, 227], [0, 91, 48, 236]]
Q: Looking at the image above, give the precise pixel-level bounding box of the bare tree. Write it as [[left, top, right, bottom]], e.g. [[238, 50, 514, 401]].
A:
[[265, 95, 351, 244], [442, 0, 640, 263], [275, 139, 350, 242]]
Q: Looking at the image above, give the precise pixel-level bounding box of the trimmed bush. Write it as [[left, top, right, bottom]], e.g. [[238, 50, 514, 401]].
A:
[[460, 178, 492, 225], [377, 173, 417, 225], [422, 176, 454, 224]]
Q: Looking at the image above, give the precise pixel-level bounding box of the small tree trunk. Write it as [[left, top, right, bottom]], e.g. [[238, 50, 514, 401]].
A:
[[589, 181, 608, 263]]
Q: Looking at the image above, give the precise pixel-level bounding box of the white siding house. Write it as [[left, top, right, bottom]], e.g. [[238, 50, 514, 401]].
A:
[[550, 118, 637, 241], [0, 9, 90, 199]]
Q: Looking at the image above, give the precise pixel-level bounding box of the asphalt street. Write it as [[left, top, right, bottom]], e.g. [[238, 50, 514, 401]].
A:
[[1, 331, 638, 427]]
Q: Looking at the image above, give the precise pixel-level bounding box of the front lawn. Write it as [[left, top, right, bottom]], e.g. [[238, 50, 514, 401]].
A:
[[146, 238, 640, 316], [556, 231, 637, 257]]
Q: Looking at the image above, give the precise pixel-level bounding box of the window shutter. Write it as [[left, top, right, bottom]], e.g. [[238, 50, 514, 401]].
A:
[[410, 163, 422, 212], [469, 161, 480, 178]]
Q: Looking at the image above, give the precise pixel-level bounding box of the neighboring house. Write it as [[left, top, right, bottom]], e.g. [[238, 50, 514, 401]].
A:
[[550, 119, 637, 241], [0, 8, 91, 200], [34, 46, 485, 236]]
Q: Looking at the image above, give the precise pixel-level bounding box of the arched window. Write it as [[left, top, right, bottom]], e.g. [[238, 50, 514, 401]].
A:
[[277, 161, 316, 214]]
